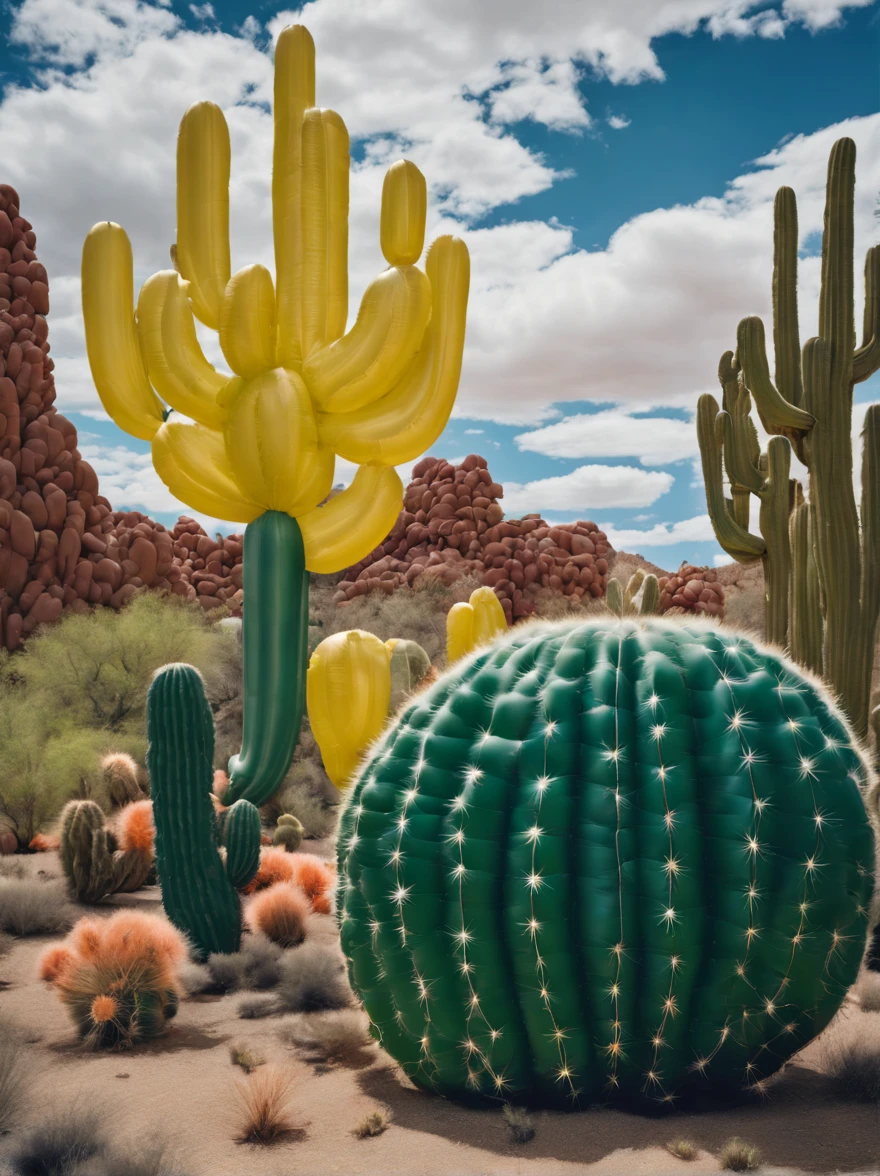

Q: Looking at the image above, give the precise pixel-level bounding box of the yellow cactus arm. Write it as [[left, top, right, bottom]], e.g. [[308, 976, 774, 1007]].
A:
[[307, 629, 392, 788], [381, 160, 427, 265], [318, 235, 470, 465], [136, 270, 231, 430], [303, 265, 431, 413], [446, 601, 474, 663], [470, 585, 508, 645], [219, 265, 276, 379], [176, 101, 231, 330], [81, 222, 165, 441], [273, 24, 315, 368], [152, 419, 262, 522], [299, 464, 403, 573], [300, 108, 350, 359], [224, 367, 333, 514]]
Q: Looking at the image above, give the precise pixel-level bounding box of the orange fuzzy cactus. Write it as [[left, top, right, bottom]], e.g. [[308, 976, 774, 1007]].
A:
[[29, 832, 60, 852], [241, 847, 296, 895], [245, 883, 309, 948], [116, 800, 155, 855], [41, 910, 186, 1047], [289, 853, 335, 915]]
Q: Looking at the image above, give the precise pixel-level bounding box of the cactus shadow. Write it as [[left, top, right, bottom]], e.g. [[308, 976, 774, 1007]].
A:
[[356, 1061, 879, 1173], [48, 1023, 229, 1059]]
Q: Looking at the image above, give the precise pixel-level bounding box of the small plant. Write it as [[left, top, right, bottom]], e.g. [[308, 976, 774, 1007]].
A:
[[230, 1043, 266, 1074], [502, 1103, 535, 1144], [59, 799, 154, 903], [39, 911, 187, 1048], [353, 1109, 391, 1139], [272, 814, 303, 852], [245, 884, 309, 948], [0, 877, 73, 937], [234, 1066, 296, 1146], [10, 1103, 106, 1175], [238, 943, 351, 1019], [824, 1039, 880, 1103], [718, 1137, 762, 1172], [205, 935, 284, 992], [0, 1023, 27, 1135], [279, 1010, 374, 1067], [666, 1138, 699, 1161]]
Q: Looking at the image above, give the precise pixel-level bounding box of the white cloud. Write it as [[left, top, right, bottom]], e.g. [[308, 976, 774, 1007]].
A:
[[10, 0, 178, 67], [713, 552, 733, 566], [515, 410, 698, 465], [607, 114, 631, 129], [600, 514, 717, 548], [504, 464, 673, 514], [189, 2, 214, 22], [464, 428, 485, 435]]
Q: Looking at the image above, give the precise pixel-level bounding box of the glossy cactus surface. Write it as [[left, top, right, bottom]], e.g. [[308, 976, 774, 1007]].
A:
[[338, 618, 874, 1106]]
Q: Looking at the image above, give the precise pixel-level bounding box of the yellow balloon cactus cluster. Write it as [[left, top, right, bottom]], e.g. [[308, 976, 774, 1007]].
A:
[[446, 585, 508, 662], [81, 24, 470, 576]]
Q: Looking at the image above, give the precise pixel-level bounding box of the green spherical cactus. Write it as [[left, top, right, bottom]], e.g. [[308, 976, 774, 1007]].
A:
[[338, 618, 875, 1106], [147, 663, 262, 959], [273, 814, 304, 852]]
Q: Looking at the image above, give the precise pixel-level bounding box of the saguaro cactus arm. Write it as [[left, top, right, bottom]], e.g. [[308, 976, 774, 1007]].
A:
[[82, 23, 470, 807], [696, 393, 766, 562], [853, 247, 880, 382]]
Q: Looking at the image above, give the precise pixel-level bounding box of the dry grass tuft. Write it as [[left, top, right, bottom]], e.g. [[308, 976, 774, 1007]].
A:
[[234, 1066, 296, 1146], [0, 1023, 27, 1135], [854, 970, 880, 1013], [238, 942, 351, 1019], [230, 1043, 266, 1074], [10, 1103, 106, 1174], [666, 1137, 699, 1161], [279, 1010, 374, 1067], [718, 1137, 762, 1171], [502, 1103, 535, 1144], [824, 1038, 880, 1102], [353, 1108, 391, 1139], [0, 877, 73, 936], [245, 884, 309, 948], [204, 935, 283, 993]]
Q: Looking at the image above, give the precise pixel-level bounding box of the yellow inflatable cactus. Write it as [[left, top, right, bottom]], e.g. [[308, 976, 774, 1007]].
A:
[[81, 25, 470, 807], [446, 585, 508, 662]]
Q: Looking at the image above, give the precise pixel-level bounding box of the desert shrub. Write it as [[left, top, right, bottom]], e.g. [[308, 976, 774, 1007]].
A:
[[233, 1067, 296, 1145], [10, 1104, 106, 1175], [353, 1109, 391, 1139], [718, 1137, 762, 1171], [666, 1138, 699, 1161], [238, 942, 351, 1019], [824, 1039, 880, 1102], [40, 911, 186, 1048], [279, 1010, 374, 1066], [0, 878, 73, 936], [245, 884, 309, 948], [502, 1103, 535, 1145], [0, 595, 234, 844], [202, 936, 284, 994], [308, 579, 451, 665], [230, 1044, 265, 1074], [0, 1023, 27, 1134]]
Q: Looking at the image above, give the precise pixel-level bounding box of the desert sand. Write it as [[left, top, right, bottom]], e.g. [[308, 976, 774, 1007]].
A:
[[1, 845, 878, 1176]]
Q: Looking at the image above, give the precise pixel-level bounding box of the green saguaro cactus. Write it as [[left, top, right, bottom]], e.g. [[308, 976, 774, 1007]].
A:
[[338, 617, 874, 1106], [147, 663, 262, 958], [697, 138, 880, 736]]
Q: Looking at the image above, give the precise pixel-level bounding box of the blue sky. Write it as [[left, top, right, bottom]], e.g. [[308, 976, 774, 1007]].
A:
[[1, 0, 877, 568]]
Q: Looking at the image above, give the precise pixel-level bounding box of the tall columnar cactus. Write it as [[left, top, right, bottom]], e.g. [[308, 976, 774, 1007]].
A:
[[697, 138, 879, 736], [147, 663, 262, 958], [81, 24, 470, 807], [338, 617, 874, 1106], [59, 800, 153, 903]]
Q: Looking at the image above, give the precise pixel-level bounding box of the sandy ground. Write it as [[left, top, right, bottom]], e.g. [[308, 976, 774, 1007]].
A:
[[1, 852, 879, 1176]]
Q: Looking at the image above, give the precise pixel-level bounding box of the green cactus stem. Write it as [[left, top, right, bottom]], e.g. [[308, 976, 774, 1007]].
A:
[[605, 578, 624, 616], [701, 138, 880, 735], [640, 573, 660, 615], [389, 640, 432, 712], [59, 800, 152, 903], [225, 511, 310, 807], [605, 571, 659, 617], [788, 498, 823, 676], [338, 617, 874, 1106], [147, 663, 262, 958]]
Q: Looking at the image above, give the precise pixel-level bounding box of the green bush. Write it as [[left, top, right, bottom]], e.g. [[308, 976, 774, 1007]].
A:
[[0, 594, 236, 845]]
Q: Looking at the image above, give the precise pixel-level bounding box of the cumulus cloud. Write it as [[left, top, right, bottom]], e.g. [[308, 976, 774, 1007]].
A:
[[599, 514, 717, 548], [515, 410, 699, 465], [503, 464, 674, 514], [607, 113, 631, 129]]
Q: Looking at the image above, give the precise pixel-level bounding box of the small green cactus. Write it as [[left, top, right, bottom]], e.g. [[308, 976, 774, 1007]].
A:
[[147, 663, 263, 959], [273, 814, 304, 852], [59, 800, 152, 903], [606, 570, 659, 617], [102, 753, 146, 809]]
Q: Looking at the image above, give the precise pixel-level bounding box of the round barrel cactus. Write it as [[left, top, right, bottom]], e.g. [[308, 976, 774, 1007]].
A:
[[338, 618, 875, 1106]]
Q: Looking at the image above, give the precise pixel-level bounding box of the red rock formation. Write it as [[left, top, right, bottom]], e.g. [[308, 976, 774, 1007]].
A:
[[334, 454, 613, 622], [0, 186, 243, 650], [658, 563, 725, 618]]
